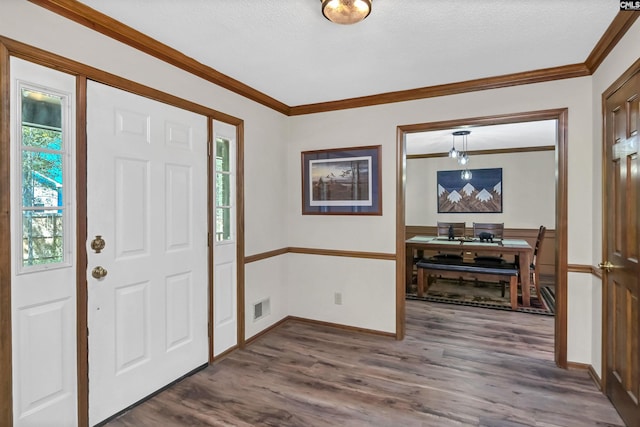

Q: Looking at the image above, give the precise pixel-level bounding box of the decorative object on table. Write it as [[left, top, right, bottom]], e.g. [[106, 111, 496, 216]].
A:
[[478, 232, 494, 242], [301, 145, 381, 215], [437, 167, 503, 213], [448, 225, 455, 240]]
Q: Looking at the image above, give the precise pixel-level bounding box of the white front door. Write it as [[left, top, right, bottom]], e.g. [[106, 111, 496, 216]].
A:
[[86, 81, 208, 425], [212, 121, 238, 356], [10, 58, 78, 426]]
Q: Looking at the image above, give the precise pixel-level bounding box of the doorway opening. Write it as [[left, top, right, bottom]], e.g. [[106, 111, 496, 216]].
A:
[[395, 109, 568, 367]]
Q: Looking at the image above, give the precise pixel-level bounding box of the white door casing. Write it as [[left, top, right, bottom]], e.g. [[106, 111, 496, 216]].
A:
[[213, 121, 238, 356], [10, 58, 78, 426], [86, 81, 208, 425]]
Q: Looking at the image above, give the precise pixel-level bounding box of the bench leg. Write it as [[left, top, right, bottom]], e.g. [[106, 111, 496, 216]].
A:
[[509, 276, 518, 310]]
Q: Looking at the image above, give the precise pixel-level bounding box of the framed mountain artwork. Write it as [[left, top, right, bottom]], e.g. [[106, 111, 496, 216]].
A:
[[437, 168, 502, 213]]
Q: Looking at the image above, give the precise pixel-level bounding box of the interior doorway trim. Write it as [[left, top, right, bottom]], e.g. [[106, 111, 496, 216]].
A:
[[395, 108, 568, 368]]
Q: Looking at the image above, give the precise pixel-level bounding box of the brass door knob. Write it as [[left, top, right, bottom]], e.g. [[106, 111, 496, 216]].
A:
[[92, 266, 108, 279], [91, 235, 106, 253], [598, 261, 614, 272]]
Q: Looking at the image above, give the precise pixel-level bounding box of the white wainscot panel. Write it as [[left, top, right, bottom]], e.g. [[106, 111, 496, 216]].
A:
[[115, 108, 150, 144], [165, 121, 192, 151], [115, 158, 150, 259], [166, 164, 191, 251], [115, 281, 150, 374], [165, 272, 193, 351], [17, 298, 72, 417], [215, 262, 235, 327]]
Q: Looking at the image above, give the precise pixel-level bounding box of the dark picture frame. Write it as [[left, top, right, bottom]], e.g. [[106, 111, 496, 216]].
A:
[[302, 145, 382, 215], [437, 168, 503, 213]]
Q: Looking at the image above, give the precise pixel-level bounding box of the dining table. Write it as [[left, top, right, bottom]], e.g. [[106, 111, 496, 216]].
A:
[[406, 235, 534, 306]]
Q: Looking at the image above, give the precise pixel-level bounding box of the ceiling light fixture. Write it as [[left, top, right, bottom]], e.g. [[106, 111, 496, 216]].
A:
[[452, 130, 470, 166], [321, 0, 372, 25], [450, 130, 472, 180]]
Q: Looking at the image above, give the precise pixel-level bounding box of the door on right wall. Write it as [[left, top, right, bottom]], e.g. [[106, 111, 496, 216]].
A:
[[603, 67, 640, 427]]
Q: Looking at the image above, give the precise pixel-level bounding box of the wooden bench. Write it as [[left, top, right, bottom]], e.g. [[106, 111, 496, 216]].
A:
[[415, 260, 519, 310]]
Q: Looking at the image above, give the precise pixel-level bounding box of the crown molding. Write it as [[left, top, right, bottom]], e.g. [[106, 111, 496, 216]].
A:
[[28, 0, 638, 116], [289, 64, 589, 115], [585, 11, 639, 73]]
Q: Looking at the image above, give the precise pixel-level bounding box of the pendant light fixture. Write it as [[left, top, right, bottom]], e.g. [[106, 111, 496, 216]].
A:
[[321, 0, 372, 25], [450, 130, 472, 180], [454, 130, 470, 166]]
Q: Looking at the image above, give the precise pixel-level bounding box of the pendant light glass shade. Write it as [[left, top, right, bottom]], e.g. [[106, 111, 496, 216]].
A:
[[321, 0, 372, 25], [448, 135, 458, 158], [461, 169, 473, 180]]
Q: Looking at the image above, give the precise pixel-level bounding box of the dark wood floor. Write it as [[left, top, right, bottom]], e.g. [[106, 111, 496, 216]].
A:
[[106, 300, 624, 426]]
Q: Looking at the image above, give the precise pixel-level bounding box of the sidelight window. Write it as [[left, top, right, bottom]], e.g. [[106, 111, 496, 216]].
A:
[[19, 87, 69, 268], [215, 137, 234, 242]]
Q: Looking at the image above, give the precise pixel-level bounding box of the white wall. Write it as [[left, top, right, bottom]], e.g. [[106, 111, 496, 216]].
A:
[[406, 151, 555, 228], [589, 18, 640, 378], [288, 77, 594, 350], [1, 0, 291, 335]]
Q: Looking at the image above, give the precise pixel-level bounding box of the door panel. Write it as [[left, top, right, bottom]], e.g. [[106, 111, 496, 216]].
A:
[[605, 70, 640, 426], [10, 58, 77, 427], [87, 81, 208, 425]]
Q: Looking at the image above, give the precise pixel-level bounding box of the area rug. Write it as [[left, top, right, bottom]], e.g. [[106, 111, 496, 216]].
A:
[[406, 278, 555, 316]]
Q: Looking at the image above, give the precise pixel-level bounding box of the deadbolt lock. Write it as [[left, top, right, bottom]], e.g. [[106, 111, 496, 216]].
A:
[[92, 266, 108, 279], [91, 235, 106, 253]]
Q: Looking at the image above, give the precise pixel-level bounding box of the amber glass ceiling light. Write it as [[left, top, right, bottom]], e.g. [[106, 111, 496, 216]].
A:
[[321, 0, 372, 25]]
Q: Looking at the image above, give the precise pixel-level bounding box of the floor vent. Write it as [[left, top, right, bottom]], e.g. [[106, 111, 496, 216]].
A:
[[253, 298, 270, 321]]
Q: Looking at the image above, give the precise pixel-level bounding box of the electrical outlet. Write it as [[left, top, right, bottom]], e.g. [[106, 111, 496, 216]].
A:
[[334, 292, 342, 305]]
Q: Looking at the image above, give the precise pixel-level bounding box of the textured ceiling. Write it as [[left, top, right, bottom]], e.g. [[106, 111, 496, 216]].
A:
[[75, 0, 619, 107], [405, 120, 557, 155]]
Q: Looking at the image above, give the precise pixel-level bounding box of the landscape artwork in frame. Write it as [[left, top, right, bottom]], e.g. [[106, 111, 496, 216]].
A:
[[302, 145, 381, 215], [437, 168, 502, 213]]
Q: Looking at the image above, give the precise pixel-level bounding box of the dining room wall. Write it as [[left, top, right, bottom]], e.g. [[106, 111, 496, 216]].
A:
[[405, 150, 556, 229]]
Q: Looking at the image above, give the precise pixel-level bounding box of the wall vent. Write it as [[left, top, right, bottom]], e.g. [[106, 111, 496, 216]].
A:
[[253, 298, 270, 322]]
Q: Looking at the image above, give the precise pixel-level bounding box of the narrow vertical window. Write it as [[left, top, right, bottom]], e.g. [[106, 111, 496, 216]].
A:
[[215, 137, 233, 242], [19, 87, 67, 267]]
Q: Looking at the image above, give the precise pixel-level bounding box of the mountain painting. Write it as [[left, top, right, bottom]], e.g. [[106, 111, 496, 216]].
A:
[[437, 168, 502, 213]]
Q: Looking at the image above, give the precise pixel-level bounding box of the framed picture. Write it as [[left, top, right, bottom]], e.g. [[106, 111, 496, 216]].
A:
[[301, 145, 382, 215], [437, 168, 502, 213]]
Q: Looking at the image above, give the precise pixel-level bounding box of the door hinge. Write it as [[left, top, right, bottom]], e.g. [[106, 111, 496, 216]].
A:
[[208, 232, 211, 247], [207, 139, 212, 157]]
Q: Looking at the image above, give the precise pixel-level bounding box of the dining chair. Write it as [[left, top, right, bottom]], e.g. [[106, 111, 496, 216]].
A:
[[529, 225, 547, 297], [432, 221, 466, 260], [436, 221, 466, 240], [472, 222, 505, 264]]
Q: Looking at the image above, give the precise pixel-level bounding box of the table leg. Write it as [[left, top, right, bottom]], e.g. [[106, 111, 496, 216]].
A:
[[406, 245, 414, 293], [518, 249, 531, 306], [417, 268, 425, 298]]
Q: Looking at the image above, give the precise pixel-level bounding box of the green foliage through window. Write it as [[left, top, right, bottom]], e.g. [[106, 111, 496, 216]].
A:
[[20, 88, 65, 267]]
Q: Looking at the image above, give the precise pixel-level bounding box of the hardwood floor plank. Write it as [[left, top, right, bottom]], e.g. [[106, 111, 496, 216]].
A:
[[105, 301, 624, 426]]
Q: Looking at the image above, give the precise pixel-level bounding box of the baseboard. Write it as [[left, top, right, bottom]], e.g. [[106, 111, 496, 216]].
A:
[[244, 316, 290, 346], [287, 316, 396, 338], [588, 365, 603, 391], [212, 344, 239, 363], [566, 361, 603, 390], [566, 361, 590, 370]]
